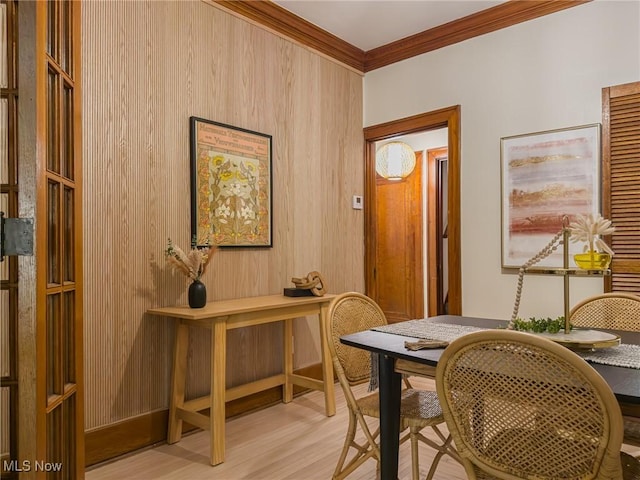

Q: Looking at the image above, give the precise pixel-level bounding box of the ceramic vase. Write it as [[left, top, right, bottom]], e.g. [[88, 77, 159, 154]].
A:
[[188, 279, 207, 308]]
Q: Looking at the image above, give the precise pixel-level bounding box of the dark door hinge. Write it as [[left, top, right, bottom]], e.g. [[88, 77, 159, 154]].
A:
[[0, 211, 34, 261]]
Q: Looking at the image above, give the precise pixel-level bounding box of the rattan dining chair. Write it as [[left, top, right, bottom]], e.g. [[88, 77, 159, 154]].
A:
[[326, 292, 457, 480], [570, 292, 640, 332], [436, 329, 637, 480], [570, 292, 640, 449]]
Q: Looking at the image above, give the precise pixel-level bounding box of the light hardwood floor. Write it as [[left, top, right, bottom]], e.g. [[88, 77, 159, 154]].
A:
[[87, 377, 639, 480], [86, 378, 465, 479]]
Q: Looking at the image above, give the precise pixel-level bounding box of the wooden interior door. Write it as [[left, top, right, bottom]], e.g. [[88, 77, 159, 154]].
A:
[[16, 2, 84, 477], [373, 151, 423, 323]]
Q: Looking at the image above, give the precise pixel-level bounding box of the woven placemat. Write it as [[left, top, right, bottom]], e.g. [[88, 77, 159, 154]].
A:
[[578, 344, 640, 369], [372, 319, 640, 370], [372, 319, 484, 343]]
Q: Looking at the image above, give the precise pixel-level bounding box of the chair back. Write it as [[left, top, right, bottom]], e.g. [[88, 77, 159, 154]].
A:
[[436, 330, 624, 480], [326, 292, 387, 385], [570, 292, 640, 331]]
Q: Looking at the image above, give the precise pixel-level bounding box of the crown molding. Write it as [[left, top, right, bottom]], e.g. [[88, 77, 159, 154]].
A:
[[211, 0, 365, 72], [364, 0, 591, 71], [212, 0, 591, 74]]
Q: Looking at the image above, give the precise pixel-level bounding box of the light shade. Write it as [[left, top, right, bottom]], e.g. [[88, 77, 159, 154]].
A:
[[375, 141, 416, 180]]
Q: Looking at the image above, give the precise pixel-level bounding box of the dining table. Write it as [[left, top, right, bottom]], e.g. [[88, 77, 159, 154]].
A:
[[340, 314, 640, 480]]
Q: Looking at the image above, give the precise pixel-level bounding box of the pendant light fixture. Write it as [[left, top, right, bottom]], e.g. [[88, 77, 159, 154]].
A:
[[375, 141, 416, 180]]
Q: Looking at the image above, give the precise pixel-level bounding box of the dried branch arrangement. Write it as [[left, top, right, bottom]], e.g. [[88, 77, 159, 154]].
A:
[[165, 238, 217, 281], [569, 213, 615, 255]]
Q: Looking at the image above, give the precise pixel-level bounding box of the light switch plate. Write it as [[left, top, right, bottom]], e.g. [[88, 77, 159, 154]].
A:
[[352, 195, 363, 210]]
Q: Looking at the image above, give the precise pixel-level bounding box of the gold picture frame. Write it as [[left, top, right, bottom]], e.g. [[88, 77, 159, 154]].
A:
[[500, 124, 601, 269], [190, 117, 273, 247]]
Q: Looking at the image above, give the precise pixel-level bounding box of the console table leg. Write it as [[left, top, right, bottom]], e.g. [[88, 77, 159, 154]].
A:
[[210, 320, 226, 465], [168, 322, 188, 444], [283, 318, 293, 403]]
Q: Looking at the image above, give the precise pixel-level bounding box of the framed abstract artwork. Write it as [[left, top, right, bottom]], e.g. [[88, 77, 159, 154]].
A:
[[501, 124, 601, 269], [190, 117, 273, 247]]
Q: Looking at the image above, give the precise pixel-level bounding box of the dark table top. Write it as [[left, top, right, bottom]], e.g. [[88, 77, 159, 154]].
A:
[[340, 315, 640, 405]]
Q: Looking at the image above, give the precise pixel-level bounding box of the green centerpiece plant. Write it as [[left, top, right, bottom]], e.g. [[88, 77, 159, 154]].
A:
[[511, 316, 570, 334]]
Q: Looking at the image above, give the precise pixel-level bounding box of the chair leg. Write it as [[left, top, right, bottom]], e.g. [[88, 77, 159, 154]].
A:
[[412, 425, 460, 480], [424, 448, 446, 480], [410, 426, 420, 480], [429, 425, 461, 464], [333, 410, 358, 479], [333, 409, 380, 480]]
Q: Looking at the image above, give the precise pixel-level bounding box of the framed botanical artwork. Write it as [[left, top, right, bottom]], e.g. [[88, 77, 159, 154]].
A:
[[501, 124, 601, 269], [190, 117, 273, 247]]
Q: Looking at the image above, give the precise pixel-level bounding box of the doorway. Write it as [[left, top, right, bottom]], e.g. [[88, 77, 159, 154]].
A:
[[372, 147, 424, 323], [364, 106, 461, 318]]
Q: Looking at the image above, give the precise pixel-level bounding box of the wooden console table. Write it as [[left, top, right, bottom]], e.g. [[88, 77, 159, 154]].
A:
[[147, 293, 336, 465]]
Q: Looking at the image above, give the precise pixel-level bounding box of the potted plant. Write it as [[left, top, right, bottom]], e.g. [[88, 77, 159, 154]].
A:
[[569, 213, 615, 270]]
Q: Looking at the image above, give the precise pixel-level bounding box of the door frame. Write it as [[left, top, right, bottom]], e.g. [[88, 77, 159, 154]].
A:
[[427, 147, 449, 316], [364, 106, 462, 315]]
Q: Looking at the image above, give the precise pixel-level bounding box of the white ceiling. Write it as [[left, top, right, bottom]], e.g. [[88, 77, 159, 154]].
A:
[[273, 0, 505, 51]]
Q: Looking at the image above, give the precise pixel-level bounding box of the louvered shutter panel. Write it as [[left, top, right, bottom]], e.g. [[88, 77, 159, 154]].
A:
[[602, 82, 640, 294]]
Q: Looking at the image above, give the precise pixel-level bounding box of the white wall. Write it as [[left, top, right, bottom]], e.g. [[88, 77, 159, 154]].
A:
[[364, 1, 640, 320]]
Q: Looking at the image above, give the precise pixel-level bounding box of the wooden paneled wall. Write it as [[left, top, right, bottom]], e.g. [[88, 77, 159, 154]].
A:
[[82, 0, 364, 431]]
